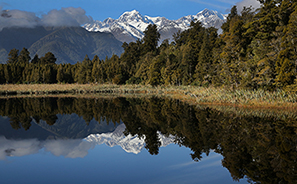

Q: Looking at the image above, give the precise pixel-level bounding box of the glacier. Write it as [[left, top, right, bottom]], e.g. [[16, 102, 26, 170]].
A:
[[83, 9, 227, 43]]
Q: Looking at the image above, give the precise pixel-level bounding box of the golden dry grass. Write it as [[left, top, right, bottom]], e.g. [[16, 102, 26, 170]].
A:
[[1, 84, 297, 109]]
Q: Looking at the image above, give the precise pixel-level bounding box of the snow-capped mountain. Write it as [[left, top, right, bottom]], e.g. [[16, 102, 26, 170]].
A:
[[84, 124, 175, 154], [83, 9, 227, 43]]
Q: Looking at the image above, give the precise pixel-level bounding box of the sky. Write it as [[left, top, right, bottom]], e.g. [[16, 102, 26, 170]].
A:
[[1, 0, 261, 22]]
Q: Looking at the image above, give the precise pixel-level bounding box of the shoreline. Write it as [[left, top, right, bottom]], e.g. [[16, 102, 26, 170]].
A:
[[1, 84, 297, 110]]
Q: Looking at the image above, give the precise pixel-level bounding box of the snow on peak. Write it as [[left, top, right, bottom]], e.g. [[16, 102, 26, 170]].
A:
[[103, 17, 115, 24], [196, 8, 226, 20], [199, 9, 216, 17], [83, 9, 226, 43], [119, 10, 148, 23]]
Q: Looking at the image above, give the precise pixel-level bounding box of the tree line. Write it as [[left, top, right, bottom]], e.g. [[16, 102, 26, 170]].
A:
[[1, 1, 297, 91]]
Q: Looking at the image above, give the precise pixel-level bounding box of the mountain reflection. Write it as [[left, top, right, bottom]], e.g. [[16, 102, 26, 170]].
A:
[[0, 123, 174, 159], [1, 96, 297, 183]]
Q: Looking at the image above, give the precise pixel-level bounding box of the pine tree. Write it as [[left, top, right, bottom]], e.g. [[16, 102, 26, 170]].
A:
[[275, 3, 297, 88], [194, 28, 217, 85], [149, 55, 165, 86], [31, 54, 40, 64], [91, 55, 101, 83], [4, 64, 11, 83], [0, 64, 6, 84], [142, 24, 160, 55], [32, 66, 41, 83], [57, 64, 64, 83], [247, 1, 279, 89], [18, 48, 31, 65], [83, 55, 93, 83], [7, 49, 19, 64], [41, 52, 57, 65]]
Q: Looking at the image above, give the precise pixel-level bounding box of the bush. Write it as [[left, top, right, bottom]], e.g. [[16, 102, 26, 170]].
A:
[[126, 76, 142, 85]]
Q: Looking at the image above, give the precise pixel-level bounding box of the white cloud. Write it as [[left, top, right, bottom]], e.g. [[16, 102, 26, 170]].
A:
[[41, 7, 92, 27], [0, 7, 92, 30], [236, 0, 261, 13]]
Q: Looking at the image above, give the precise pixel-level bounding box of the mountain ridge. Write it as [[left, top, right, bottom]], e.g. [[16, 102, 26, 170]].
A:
[[83, 9, 227, 43], [0, 26, 124, 64]]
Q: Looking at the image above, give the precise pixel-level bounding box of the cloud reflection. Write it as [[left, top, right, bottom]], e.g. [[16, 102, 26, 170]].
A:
[[0, 136, 94, 160], [44, 139, 94, 158], [0, 137, 41, 159]]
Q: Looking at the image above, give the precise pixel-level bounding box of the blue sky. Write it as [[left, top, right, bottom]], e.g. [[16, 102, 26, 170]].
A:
[[0, 0, 259, 21]]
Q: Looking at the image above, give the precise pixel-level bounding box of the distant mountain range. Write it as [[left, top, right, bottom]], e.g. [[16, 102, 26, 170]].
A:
[[83, 9, 227, 43], [0, 9, 226, 64], [0, 26, 123, 64]]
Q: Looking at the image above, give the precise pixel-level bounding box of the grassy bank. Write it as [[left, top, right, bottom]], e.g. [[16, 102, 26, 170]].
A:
[[1, 84, 297, 109]]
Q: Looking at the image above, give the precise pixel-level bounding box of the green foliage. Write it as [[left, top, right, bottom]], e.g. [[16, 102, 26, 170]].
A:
[[41, 52, 57, 65], [18, 48, 31, 65], [142, 24, 160, 55], [7, 48, 19, 64], [1, 3, 297, 90]]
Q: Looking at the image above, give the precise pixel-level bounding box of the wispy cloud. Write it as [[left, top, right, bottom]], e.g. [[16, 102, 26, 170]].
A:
[[236, 0, 261, 13], [187, 0, 234, 10], [0, 7, 92, 31], [215, 0, 238, 4]]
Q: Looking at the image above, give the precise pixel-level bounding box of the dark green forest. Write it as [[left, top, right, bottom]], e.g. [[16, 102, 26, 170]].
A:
[[1, 1, 297, 91]]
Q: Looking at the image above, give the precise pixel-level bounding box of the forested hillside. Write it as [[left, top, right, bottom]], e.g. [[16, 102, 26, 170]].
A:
[[1, 1, 297, 91]]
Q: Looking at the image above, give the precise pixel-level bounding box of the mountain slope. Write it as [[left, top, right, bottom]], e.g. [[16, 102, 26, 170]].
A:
[[0, 26, 124, 64], [28, 27, 123, 64], [83, 9, 227, 43]]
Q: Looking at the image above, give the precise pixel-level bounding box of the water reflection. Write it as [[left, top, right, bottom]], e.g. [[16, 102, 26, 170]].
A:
[[0, 136, 92, 159], [0, 123, 174, 159], [85, 124, 174, 154], [0, 96, 297, 183]]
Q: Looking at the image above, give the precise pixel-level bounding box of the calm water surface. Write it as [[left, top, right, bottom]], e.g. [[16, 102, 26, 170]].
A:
[[0, 97, 296, 184]]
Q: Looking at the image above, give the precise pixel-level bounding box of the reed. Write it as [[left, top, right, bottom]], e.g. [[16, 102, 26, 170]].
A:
[[1, 84, 297, 109]]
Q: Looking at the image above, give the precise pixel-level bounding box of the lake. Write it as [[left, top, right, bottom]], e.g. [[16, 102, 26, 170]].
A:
[[0, 96, 296, 184]]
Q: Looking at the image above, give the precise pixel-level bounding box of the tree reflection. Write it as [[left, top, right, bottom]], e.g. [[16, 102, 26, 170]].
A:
[[1, 96, 297, 183]]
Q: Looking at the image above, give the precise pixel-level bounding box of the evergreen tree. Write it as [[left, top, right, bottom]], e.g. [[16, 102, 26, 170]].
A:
[[32, 66, 41, 83], [57, 64, 64, 83], [4, 64, 11, 83], [194, 28, 218, 85], [31, 54, 40, 64], [149, 55, 165, 86], [91, 55, 101, 83], [120, 41, 141, 77], [0, 64, 5, 84], [275, 3, 297, 88], [247, 1, 279, 89], [142, 24, 160, 55], [42, 64, 56, 83], [18, 48, 31, 65], [41, 52, 57, 65], [83, 55, 93, 83], [7, 48, 19, 64]]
